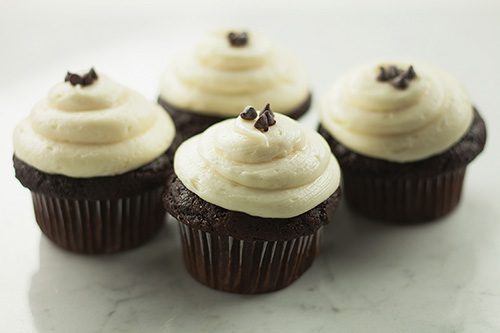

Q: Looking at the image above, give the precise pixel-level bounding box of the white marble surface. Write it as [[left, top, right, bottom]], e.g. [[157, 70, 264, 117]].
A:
[[1, 0, 500, 332]]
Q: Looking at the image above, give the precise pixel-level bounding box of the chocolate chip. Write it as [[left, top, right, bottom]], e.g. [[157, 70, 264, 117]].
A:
[[261, 103, 276, 126], [402, 65, 416, 80], [88, 68, 98, 79], [263, 111, 276, 126], [82, 75, 93, 85], [262, 112, 275, 127], [65, 73, 82, 86], [391, 75, 409, 89], [388, 66, 402, 79], [377, 65, 417, 90], [240, 106, 258, 120], [254, 114, 269, 132], [250, 103, 276, 131], [262, 103, 274, 116], [227, 31, 248, 47], [64, 68, 99, 87], [377, 66, 402, 82], [377, 67, 388, 81]]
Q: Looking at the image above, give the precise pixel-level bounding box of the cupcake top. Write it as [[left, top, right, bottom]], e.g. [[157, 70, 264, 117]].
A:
[[159, 29, 309, 117], [174, 105, 340, 218], [14, 69, 176, 178], [320, 62, 474, 162]]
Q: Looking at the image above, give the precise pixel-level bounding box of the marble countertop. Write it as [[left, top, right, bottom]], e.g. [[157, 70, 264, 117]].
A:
[[1, 0, 499, 332]]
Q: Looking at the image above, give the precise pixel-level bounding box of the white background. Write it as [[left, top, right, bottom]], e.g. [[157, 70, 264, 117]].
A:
[[1, 0, 499, 332]]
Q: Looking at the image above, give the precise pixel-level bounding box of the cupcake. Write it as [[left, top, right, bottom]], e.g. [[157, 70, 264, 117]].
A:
[[164, 104, 341, 293], [13, 69, 177, 254], [158, 29, 311, 140], [319, 62, 487, 222]]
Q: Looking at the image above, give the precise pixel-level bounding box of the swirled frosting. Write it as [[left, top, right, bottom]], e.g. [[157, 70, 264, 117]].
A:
[[159, 29, 309, 117], [14, 72, 175, 177], [320, 62, 474, 162], [174, 111, 340, 218]]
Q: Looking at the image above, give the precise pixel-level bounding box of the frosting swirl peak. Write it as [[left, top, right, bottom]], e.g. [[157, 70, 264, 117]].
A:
[[174, 109, 340, 218], [159, 29, 309, 117], [320, 62, 474, 162], [14, 71, 175, 177]]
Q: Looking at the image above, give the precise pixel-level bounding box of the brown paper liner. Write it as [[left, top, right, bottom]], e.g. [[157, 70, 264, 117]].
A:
[[178, 223, 322, 294], [343, 167, 467, 222], [31, 187, 165, 254]]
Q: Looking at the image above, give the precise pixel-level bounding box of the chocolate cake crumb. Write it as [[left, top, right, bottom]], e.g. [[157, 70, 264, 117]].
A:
[[164, 175, 341, 241], [318, 109, 486, 176]]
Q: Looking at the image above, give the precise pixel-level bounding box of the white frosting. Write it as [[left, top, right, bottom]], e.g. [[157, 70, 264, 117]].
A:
[[159, 30, 309, 117], [14, 73, 176, 177], [174, 113, 341, 218], [320, 62, 474, 162]]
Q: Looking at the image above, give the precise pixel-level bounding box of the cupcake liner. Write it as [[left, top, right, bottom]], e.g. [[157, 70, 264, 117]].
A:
[[343, 167, 466, 222], [31, 187, 165, 254], [178, 222, 322, 294]]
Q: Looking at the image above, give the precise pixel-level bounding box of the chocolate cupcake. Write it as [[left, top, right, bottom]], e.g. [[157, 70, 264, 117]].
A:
[[158, 29, 312, 140], [13, 69, 177, 254], [319, 63, 487, 222], [164, 105, 341, 294]]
